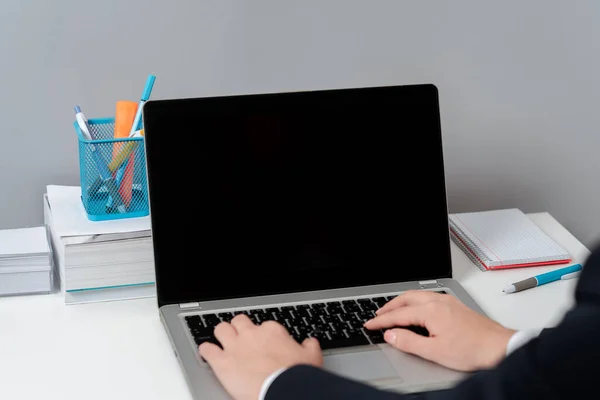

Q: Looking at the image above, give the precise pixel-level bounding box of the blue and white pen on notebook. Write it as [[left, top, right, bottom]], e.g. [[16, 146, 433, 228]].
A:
[[502, 263, 583, 294]]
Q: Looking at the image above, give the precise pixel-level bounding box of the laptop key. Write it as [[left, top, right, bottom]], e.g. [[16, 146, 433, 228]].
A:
[[202, 314, 220, 327], [272, 312, 284, 322], [356, 311, 374, 322], [194, 335, 221, 347], [310, 320, 329, 332], [308, 328, 327, 341], [280, 306, 295, 313], [248, 310, 265, 322], [190, 322, 212, 333], [345, 328, 365, 339], [342, 300, 360, 313], [371, 297, 387, 308], [328, 330, 346, 341], [218, 312, 234, 322], [311, 306, 326, 316], [261, 312, 277, 321], [329, 320, 346, 333], [364, 328, 385, 344], [289, 316, 307, 327], [284, 325, 297, 336], [336, 307, 350, 318], [185, 315, 202, 328], [295, 306, 311, 318], [283, 319, 294, 329], [360, 302, 378, 312], [296, 325, 310, 338], [347, 315, 363, 329], [194, 335, 210, 345], [319, 335, 370, 350], [326, 302, 342, 313]]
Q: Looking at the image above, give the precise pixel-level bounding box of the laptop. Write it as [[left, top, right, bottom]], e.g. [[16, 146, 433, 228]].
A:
[[142, 83, 485, 398]]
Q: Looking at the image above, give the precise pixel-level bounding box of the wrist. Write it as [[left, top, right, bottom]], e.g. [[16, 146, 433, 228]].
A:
[[260, 368, 286, 400], [478, 326, 516, 369], [505, 329, 543, 356]]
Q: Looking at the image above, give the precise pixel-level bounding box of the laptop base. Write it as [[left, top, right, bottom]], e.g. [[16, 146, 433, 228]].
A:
[[162, 278, 480, 399]]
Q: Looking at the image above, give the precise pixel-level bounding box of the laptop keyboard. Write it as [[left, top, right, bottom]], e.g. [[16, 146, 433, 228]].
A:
[[185, 292, 445, 353]]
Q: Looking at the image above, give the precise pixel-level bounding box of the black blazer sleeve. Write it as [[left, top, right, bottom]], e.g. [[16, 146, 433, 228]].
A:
[[266, 245, 600, 400]]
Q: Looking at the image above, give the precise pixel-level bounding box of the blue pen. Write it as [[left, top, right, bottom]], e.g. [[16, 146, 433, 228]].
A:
[[129, 74, 156, 136], [109, 75, 156, 209], [502, 263, 583, 294], [74, 106, 126, 213]]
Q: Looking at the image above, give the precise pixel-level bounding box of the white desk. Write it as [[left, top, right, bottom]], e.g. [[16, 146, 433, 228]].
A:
[[0, 212, 590, 400]]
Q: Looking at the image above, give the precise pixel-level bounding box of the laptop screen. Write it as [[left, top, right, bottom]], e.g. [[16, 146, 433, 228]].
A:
[[143, 84, 452, 307]]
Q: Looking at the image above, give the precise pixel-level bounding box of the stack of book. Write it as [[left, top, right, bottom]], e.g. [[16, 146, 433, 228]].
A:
[[0, 227, 53, 296], [44, 185, 155, 304]]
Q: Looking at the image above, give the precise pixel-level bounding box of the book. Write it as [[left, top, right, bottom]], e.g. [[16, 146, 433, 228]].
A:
[[0, 226, 53, 296], [449, 208, 571, 271], [44, 185, 155, 304]]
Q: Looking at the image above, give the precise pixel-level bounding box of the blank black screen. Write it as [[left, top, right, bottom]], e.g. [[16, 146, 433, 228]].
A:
[[143, 84, 452, 307]]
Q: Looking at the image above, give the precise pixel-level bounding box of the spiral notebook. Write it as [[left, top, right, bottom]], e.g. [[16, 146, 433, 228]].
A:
[[449, 208, 571, 271]]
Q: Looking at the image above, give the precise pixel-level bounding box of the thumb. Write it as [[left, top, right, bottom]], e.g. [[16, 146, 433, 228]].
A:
[[384, 329, 432, 359], [302, 337, 322, 355], [199, 341, 224, 366]]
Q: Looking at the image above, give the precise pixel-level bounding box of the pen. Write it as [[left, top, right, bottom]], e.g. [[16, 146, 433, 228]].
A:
[[111, 75, 156, 209], [115, 74, 155, 182], [502, 263, 583, 294], [129, 74, 156, 136], [74, 106, 93, 139], [75, 106, 126, 213]]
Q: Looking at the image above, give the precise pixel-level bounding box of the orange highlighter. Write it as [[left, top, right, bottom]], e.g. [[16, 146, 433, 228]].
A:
[[113, 100, 138, 208]]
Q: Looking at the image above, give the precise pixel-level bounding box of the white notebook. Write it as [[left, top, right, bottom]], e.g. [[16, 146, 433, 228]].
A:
[[0, 226, 52, 296], [0, 227, 51, 258], [449, 208, 571, 271]]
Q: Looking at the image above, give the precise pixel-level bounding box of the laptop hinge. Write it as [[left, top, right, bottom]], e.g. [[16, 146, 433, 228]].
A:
[[418, 279, 438, 285], [179, 302, 200, 309]]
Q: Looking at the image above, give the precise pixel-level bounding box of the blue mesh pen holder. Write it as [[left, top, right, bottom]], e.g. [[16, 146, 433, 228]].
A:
[[75, 117, 149, 221]]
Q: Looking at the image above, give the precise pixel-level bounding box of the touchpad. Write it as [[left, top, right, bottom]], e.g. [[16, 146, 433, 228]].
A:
[[323, 349, 401, 382]]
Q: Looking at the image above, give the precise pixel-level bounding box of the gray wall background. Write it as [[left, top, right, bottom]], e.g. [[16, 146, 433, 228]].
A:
[[1, 0, 599, 247]]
